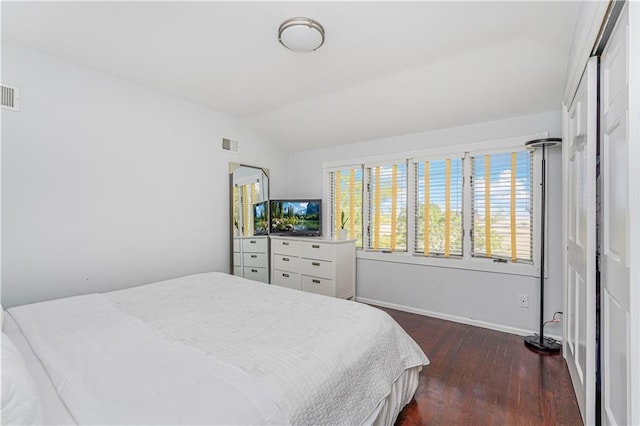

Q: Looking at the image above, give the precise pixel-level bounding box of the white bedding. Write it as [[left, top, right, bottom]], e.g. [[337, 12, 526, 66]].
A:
[[3, 315, 75, 425], [8, 272, 429, 425]]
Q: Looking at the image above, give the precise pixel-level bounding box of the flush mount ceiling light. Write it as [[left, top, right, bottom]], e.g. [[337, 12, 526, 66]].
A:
[[278, 17, 325, 53]]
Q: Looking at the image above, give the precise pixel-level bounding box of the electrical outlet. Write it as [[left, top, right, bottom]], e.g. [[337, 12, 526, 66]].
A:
[[519, 294, 529, 308]]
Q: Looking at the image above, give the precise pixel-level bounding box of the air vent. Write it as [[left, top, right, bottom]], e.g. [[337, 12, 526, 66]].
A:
[[1, 84, 20, 111], [222, 138, 239, 153]]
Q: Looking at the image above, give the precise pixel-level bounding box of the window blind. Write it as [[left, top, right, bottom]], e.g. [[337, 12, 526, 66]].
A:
[[414, 158, 463, 256], [471, 150, 533, 262], [329, 167, 363, 247], [366, 162, 407, 251]]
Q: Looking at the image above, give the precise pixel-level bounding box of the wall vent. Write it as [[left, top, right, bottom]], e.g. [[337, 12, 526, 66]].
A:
[[221, 138, 239, 153], [1, 84, 20, 111]]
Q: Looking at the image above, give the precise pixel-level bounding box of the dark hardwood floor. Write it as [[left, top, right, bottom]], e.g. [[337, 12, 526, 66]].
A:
[[380, 307, 583, 426]]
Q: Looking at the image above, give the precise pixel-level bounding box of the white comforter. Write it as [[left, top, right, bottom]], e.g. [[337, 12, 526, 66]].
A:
[[9, 272, 429, 425]]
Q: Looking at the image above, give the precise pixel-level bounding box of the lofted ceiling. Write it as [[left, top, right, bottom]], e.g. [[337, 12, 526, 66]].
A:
[[1, 1, 582, 152]]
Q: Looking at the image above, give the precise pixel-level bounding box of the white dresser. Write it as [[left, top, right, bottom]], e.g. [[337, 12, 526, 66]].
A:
[[270, 236, 356, 299], [233, 236, 269, 284]]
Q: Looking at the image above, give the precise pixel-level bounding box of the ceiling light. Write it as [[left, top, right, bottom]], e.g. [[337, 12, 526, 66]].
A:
[[278, 17, 325, 53]]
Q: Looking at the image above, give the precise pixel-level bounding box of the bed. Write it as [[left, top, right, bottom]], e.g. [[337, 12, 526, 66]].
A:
[[2, 272, 429, 425]]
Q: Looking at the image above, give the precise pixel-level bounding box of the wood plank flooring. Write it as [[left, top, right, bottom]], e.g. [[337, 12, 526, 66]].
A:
[[380, 307, 583, 425]]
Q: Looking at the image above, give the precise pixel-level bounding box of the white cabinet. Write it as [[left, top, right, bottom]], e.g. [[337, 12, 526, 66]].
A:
[[270, 236, 356, 299], [233, 236, 269, 284], [232, 238, 242, 276]]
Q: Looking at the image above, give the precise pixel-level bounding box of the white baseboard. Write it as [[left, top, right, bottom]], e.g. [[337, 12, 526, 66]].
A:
[[356, 296, 563, 342]]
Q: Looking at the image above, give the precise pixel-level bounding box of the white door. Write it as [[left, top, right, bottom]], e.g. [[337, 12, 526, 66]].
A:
[[564, 57, 597, 425], [600, 4, 632, 425]]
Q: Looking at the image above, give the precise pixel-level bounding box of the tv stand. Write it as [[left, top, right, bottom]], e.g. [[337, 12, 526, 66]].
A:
[[233, 236, 269, 283], [270, 236, 356, 299]]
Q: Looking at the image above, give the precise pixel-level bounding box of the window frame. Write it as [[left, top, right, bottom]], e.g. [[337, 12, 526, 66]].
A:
[[322, 132, 547, 277], [410, 152, 466, 258], [468, 148, 535, 263], [325, 164, 365, 248], [363, 159, 409, 252]]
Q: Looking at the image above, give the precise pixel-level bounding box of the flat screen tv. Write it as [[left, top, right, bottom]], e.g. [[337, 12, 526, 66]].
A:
[[270, 199, 322, 236], [253, 200, 269, 235]]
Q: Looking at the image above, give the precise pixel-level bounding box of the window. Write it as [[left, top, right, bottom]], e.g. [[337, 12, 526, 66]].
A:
[[413, 157, 464, 257], [328, 166, 363, 247], [322, 134, 542, 275], [471, 150, 533, 262], [366, 162, 407, 251]]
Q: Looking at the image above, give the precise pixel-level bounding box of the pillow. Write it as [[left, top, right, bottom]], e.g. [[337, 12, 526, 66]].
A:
[[1, 333, 43, 425]]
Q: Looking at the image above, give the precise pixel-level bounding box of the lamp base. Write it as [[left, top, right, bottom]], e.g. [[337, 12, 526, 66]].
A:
[[524, 335, 562, 354]]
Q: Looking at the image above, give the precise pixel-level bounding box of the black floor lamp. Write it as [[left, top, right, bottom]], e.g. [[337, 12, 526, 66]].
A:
[[524, 137, 562, 354]]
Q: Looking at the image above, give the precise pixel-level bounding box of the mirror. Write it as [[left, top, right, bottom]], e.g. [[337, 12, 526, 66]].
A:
[[230, 163, 269, 236], [229, 163, 270, 277]]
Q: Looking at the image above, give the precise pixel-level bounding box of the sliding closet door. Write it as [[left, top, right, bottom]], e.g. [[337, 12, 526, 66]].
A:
[[564, 57, 597, 425], [600, 4, 631, 425]]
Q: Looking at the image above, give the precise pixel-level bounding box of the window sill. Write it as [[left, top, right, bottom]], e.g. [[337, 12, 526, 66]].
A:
[[356, 250, 539, 277]]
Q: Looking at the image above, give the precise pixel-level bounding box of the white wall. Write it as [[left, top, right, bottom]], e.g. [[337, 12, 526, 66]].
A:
[[1, 43, 288, 308], [288, 111, 564, 336], [0, 43, 565, 337]]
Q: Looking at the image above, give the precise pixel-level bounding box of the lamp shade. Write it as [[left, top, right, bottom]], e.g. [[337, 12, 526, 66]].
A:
[[524, 137, 562, 149], [278, 18, 325, 53]]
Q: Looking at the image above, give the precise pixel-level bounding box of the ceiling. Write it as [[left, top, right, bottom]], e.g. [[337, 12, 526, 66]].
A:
[[2, 1, 582, 152]]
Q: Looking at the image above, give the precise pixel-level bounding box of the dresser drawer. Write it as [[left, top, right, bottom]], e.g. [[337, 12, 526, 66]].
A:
[[271, 238, 300, 256], [233, 238, 240, 252], [272, 254, 300, 273], [299, 241, 334, 261], [300, 258, 333, 279], [233, 251, 242, 267], [272, 270, 301, 290], [242, 237, 268, 253], [243, 266, 269, 283], [302, 275, 334, 297], [243, 252, 268, 267]]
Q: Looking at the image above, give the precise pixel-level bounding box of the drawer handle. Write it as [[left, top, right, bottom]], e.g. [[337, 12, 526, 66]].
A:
[[251, 269, 258, 273], [312, 279, 321, 284], [282, 257, 290, 262], [282, 242, 290, 246], [312, 244, 320, 249], [312, 262, 320, 266], [251, 255, 257, 258], [282, 273, 290, 278], [250, 240, 257, 244]]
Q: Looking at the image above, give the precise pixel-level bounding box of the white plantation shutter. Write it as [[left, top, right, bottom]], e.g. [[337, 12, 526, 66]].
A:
[[329, 166, 363, 247], [366, 162, 407, 251], [471, 150, 533, 262], [323, 134, 540, 274], [413, 157, 464, 257]]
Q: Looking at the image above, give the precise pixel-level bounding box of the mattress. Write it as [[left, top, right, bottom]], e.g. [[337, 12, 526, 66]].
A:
[[7, 272, 429, 425]]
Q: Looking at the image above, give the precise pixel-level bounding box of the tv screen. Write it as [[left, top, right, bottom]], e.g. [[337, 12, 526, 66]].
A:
[[270, 200, 322, 236], [253, 200, 269, 235]]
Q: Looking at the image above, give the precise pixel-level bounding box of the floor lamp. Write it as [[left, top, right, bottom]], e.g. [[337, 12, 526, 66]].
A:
[[524, 137, 562, 354]]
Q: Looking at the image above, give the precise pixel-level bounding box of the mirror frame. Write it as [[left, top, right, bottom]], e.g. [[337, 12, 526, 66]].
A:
[[229, 163, 270, 274]]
